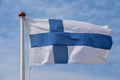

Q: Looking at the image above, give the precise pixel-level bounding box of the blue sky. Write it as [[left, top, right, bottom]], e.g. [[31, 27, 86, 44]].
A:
[[0, 0, 120, 80]]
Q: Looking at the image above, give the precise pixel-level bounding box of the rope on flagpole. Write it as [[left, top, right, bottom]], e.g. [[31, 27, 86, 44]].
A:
[[18, 11, 26, 80], [29, 67, 32, 80]]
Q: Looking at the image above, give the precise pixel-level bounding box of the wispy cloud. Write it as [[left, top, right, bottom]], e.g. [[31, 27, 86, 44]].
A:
[[30, 68, 119, 80]]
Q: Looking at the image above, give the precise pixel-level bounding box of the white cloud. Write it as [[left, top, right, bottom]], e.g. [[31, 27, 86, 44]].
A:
[[29, 69, 118, 80]]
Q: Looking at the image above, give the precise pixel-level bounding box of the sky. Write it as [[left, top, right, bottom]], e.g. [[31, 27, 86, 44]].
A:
[[0, 0, 120, 80]]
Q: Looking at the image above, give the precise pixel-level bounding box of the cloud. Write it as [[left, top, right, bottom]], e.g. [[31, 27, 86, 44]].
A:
[[16, 0, 120, 25], [29, 69, 119, 80]]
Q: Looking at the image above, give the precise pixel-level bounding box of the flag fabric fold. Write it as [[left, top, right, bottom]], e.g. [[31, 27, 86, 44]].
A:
[[25, 19, 113, 66]]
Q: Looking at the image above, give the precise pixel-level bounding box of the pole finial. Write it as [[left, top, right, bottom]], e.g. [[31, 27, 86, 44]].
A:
[[18, 12, 26, 17]]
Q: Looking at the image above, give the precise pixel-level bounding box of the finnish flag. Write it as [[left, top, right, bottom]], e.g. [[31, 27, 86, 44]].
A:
[[25, 19, 113, 66]]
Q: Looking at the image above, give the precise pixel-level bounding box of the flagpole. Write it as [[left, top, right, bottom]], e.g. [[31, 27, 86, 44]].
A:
[[18, 12, 26, 80]]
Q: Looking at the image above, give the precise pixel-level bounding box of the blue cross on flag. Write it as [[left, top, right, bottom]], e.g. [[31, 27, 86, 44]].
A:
[[25, 19, 113, 66]]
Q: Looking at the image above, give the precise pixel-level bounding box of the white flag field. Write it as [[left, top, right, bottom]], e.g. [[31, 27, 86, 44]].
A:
[[25, 19, 113, 66]]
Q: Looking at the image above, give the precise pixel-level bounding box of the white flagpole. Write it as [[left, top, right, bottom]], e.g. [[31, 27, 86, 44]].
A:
[[18, 12, 26, 80]]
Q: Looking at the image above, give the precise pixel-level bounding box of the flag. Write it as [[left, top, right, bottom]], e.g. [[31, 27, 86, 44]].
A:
[[25, 19, 113, 66]]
